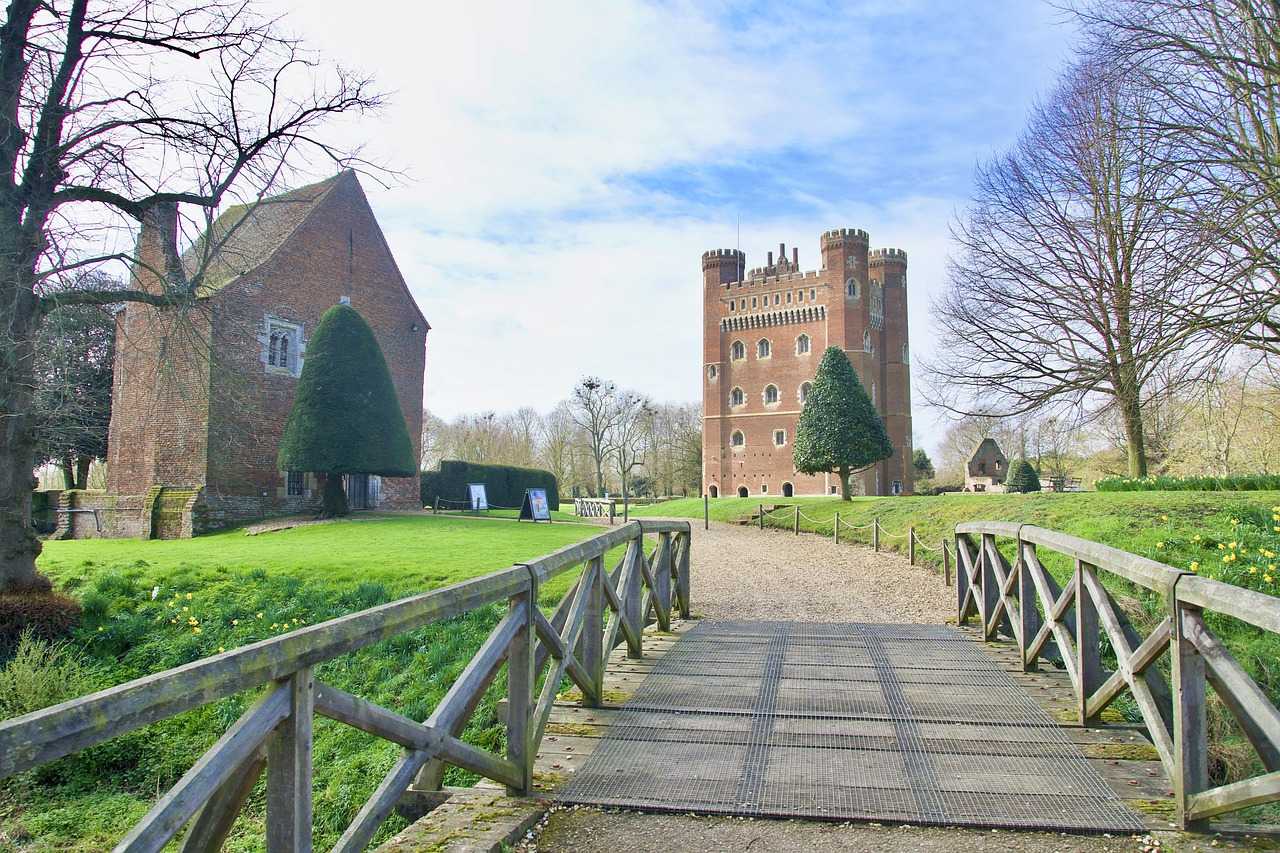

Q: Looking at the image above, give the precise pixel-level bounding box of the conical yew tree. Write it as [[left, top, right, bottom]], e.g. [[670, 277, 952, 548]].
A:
[[793, 346, 893, 500], [278, 304, 415, 516]]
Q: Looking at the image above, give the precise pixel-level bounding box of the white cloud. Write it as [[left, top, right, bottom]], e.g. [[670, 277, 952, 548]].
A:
[[263, 0, 1076, 456]]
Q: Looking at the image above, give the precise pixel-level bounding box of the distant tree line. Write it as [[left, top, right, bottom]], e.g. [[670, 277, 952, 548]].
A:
[[928, 0, 1280, 480], [421, 378, 701, 501]]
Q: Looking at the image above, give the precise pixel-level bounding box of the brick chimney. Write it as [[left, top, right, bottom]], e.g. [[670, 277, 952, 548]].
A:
[[132, 202, 178, 294]]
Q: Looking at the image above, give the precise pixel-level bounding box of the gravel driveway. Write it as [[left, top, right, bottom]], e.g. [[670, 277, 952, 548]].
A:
[[679, 519, 953, 624]]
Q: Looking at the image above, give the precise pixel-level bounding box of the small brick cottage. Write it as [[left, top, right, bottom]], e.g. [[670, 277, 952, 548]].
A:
[[58, 171, 428, 538]]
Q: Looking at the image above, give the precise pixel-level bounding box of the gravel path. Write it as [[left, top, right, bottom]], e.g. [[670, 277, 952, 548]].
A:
[[680, 519, 952, 624]]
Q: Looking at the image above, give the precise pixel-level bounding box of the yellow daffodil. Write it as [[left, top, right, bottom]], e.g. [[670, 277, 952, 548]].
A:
[[1161, 514, 1169, 521], [97, 626, 104, 632], [218, 647, 225, 653], [1250, 567, 1258, 574], [182, 606, 189, 612], [1231, 518, 1240, 526], [1219, 543, 1227, 550], [231, 619, 239, 626], [1192, 535, 1201, 542], [1190, 562, 1201, 572], [193, 627, 202, 634], [1156, 542, 1165, 549], [1267, 576, 1275, 584], [256, 612, 264, 619], [185, 592, 193, 600]]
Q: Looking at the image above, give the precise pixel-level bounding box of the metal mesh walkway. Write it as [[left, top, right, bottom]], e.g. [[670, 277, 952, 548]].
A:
[[557, 621, 1146, 833]]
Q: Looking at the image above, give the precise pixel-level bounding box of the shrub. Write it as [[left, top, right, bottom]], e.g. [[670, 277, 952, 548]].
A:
[[1006, 459, 1042, 493], [0, 589, 81, 649], [421, 460, 560, 510], [0, 631, 100, 719], [1097, 473, 1280, 492]]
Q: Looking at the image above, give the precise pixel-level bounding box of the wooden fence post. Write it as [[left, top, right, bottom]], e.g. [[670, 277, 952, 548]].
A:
[[833, 513, 839, 544], [793, 505, 800, 535], [1075, 560, 1102, 725], [704, 494, 709, 530], [873, 519, 880, 552], [578, 557, 605, 706], [432, 496, 439, 514], [676, 531, 691, 619], [506, 585, 534, 794], [609, 502, 615, 526], [943, 540, 951, 587], [908, 527, 916, 565], [759, 504, 764, 530], [624, 538, 645, 660], [1173, 598, 1208, 829], [266, 668, 314, 853]]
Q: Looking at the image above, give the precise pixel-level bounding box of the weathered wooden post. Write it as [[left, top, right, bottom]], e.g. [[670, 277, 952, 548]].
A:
[[943, 539, 951, 587], [759, 504, 764, 530], [793, 505, 800, 535], [624, 538, 644, 660], [833, 513, 839, 543], [578, 556, 605, 705], [704, 494, 709, 530], [873, 518, 880, 552], [1075, 560, 1102, 725], [266, 667, 314, 853], [1018, 537, 1041, 672], [676, 530, 691, 619], [1172, 596, 1208, 829], [908, 527, 916, 565], [506, 583, 534, 793], [981, 533, 1000, 640], [654, 532, 673, 630], [432, 496, 439, 514], [608, 501, 615, 526]]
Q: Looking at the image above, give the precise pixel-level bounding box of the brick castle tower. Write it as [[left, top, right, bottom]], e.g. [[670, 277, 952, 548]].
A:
[[701, 230, 912, 498]]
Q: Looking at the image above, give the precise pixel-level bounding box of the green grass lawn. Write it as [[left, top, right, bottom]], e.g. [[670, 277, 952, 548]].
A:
[[1, 513, 618, 851]]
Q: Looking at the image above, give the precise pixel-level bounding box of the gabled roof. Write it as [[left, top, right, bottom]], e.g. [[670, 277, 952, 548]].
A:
[[968, 437, 1006, 463], [184, 174, 344, 296]]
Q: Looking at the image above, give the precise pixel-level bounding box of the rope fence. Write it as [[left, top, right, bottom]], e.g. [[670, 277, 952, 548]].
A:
[[754, 503, 955, 587]]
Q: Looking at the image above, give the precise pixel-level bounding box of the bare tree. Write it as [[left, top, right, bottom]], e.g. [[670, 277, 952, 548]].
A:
[[605, 390, 654, 510], [927, 61, 1215, 478], [538, 401, 577, 490], [0, 1, 381, 591], [1073, 0, 1280, 359], [419, 409, 448, 471], [570, 377, 621, 496]]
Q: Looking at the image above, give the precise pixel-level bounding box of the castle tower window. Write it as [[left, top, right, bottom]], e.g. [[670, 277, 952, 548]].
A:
[[871, 380, 878, 406], [730, 387, 745, 406], [286, 471, 305, 496], [902, 342, 909, 363], [863, 329, 873, 353], [774, 294, 780, 305], [798, 290, 804, 302], [870, 281, 884, 329], [846, 278, 859, 299], [760, 483, 768, 494], [731, 340, 745, 360], [810, 288, 816, 300], [731, 430, 745, 449], [757, 339, 771, 359], [774, 429, 786, 447], [799, 381, 812, 403], [796, 334, 811, 355], [738, 486, 749, 497], [730, 300, 735, 311], [786, 292, 792, 303], [707, 364, 718, 381], [752, 297, 757, 308], [763, 384, 779, 405]]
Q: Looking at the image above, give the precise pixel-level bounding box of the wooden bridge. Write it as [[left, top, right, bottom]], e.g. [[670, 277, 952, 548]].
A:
[[2, 518, 1280, 850]]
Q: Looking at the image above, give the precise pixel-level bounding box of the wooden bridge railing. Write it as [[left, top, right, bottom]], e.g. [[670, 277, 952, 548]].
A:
[[0, 519, 691, 852], [956, 521, 1280, 829]]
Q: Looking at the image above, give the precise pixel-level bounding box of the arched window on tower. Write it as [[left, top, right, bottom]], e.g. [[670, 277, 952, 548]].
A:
[[863, 329, 873, 354], [730, 387, 745, 406], [902, 342, 909, 364], [870, 281, 884, 329], [731, 430, 745, 449], [731, 340, 745, 360], [846, 278, 859, 299], [796, 334, 811, 355], [799, 381, 812, 403], [757, 339, 771, 358], [871, 381, 878, 407], [764, 384, 779, 405]]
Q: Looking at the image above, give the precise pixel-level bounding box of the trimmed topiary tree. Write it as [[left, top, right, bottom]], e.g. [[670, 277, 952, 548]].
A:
[[793, 347, 893, 500], [278, 304, 416, 517], [1006, 458, 1042, 493]]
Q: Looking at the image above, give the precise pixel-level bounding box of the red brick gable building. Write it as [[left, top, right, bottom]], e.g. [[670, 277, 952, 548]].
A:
[[701, 230, 912, 498], [62, 171, 428, 538]]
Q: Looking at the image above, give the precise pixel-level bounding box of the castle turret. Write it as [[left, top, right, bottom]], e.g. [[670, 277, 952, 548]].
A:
[[870, 248, 912, 494], [701, 249, 744, 497]]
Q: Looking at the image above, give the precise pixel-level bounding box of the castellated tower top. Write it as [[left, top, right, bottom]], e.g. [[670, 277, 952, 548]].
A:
[[701, 248, 745, 269], [869, 247, 908, 265], [820, 228, 870, 247]]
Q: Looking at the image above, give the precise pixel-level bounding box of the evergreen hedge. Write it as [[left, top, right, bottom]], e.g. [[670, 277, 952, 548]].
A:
[[421, 461, 560, 510], [1097, 474, 1280, 492]]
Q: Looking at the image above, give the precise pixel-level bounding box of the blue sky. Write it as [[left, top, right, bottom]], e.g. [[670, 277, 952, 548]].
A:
[[278, 0, 1081, 456]]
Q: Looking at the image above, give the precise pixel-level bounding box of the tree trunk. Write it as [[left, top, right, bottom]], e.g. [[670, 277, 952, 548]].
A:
[[0, 274, 47, 593], [1120, 400, 1148, 479], [320, 474, 349, 518], [61, 456, 75, 490], [75, 455, 91, 490], [838, 466, 852, 501]]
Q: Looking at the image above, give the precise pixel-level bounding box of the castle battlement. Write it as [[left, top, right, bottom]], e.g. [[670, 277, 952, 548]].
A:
[[820, 227, 869, 246], [869, 247, 908, 264]]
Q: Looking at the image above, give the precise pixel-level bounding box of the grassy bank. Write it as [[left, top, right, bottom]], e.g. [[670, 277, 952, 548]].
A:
[[1, 513, 614, 851]]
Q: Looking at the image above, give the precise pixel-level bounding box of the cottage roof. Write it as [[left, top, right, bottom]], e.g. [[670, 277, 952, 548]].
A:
[[184, 173, 344, 296], [967, 437, 1006, 464]]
